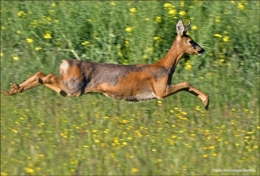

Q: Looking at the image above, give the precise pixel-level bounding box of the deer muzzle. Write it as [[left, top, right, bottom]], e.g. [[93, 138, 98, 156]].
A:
[[198, 48, 205, 56]]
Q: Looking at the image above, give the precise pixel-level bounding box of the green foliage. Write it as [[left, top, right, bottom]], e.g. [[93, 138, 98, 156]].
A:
[[1, 1, 259, 175]]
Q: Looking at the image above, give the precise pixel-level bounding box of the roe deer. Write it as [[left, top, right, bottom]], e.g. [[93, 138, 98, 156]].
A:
[[3, 20, 209, 109]]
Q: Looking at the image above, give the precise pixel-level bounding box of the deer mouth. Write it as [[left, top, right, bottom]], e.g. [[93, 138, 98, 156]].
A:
[[198, 48, 205, 56]]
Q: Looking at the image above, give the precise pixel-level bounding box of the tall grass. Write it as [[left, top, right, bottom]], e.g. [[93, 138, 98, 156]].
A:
[[1, 1, 259, 175]]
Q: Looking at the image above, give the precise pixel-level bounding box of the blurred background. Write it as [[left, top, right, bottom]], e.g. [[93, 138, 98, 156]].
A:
[[1, 1, 259, 175]]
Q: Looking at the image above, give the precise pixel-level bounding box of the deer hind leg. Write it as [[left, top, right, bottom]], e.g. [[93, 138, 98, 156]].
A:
[[163, 82, 209, 110], [3, 72, 68, 96], [38, 73, 70, 96]]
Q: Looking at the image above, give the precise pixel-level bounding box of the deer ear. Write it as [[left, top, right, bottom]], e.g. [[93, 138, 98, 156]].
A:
[[184, 22, 191, 33], [176, 20, 185, 36]]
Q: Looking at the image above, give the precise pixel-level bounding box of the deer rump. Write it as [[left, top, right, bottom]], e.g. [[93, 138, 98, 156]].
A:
[[60, 59, 171, 101]]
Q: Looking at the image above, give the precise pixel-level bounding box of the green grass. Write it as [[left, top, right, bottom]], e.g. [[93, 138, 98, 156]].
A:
[[1, 1, 259, 175]]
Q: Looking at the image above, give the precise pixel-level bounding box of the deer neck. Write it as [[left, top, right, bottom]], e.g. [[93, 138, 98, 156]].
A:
[[156, 38, 185, 69]]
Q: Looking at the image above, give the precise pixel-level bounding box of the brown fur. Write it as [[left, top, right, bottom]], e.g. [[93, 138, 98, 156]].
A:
[[3, 20, 209, 109]]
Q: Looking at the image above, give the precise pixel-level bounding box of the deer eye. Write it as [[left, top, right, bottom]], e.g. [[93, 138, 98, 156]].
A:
[[189, 40, 197, 48]]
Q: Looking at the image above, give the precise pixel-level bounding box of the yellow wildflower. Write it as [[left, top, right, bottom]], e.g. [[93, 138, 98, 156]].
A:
[[17, 11, 26, 17], [125, 39, 129, 47], [237, 3, 244, 10], [82, 41, 90, 45], [118, 49, 123, 57], [38, 154, 44, 158], [223, 36, 230, 42], [35, 47, 42, 51], [214, 34, 222, 38], [179, 11, 186, 16], [44, 31, 52, 39], [30, 20, 38, 28], [110, 2, 116, 6], [121, 119, 127, 124], [114, 139, 119, 143], [185, 61, 192, 70], [191, 25, 197, 30], [44, 33, 51, 39], [164, 3, 174, 9], [24, 167, 34, 173], [215, 16, 221, 23], [131, 168, 138, 173], [155, 16, 162, 23], [172, 135, 177, 139], [46, 16, 52, 21], [181, 111, 187, 115], [1, 172, 7, 176], [12, 56, 19, 61], [153, 36, 160, 41], [169, 9, 176, 16], [125, 27, 132, 33], [180, 1, 185, 7], [26, 38, 33, 43], [130, 8, 137, 13]]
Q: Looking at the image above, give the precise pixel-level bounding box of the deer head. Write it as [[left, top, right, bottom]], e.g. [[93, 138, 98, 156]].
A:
[[176, 20, 205, 56]]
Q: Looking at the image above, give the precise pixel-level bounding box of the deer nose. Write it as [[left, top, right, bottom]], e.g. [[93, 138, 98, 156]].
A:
[[198, 48, 205, 54]]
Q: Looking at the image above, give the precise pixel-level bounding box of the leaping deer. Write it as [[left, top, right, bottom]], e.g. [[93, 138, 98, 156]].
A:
[[3, 20, 209, 109]]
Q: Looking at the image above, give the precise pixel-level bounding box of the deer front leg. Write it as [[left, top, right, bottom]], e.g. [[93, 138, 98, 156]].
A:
[[3, 72, 46, 96], [163, 82, 209, 110]]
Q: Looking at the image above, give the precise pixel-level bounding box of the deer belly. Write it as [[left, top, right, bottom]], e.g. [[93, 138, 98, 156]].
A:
[[123, 91, 157, 101], [103, 91, 156, 101], [134, 92, 156, 100]]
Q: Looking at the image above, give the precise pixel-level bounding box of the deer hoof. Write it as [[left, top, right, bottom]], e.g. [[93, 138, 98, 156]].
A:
[[3, 83, 20, 96], [60, 90, 68, 97], [10, 83, 20, 89], [3, 91, 10, 96], [203, 95, 209, 110], [3, 89, 16, 96]]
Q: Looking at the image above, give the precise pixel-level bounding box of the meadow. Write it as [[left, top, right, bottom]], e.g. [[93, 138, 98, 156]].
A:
[[1, 1, 259, 175]]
